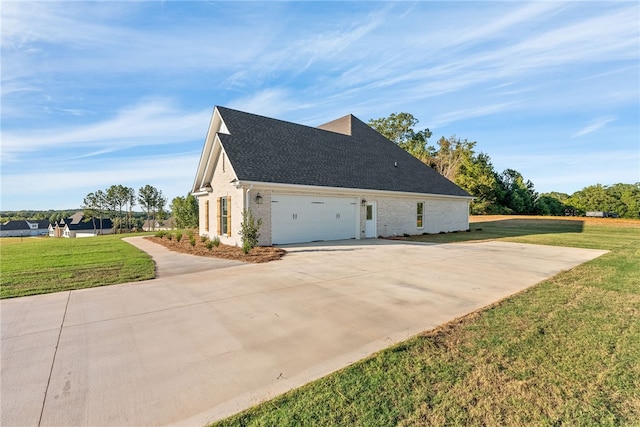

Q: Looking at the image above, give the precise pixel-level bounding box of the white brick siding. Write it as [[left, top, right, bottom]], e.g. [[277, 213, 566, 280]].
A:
[[362, 195, 469, 237], [197, 151, 245, 246]]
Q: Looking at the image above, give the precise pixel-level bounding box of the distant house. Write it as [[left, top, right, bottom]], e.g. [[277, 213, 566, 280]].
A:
[[586, 211, 619, 218], [142, 216, 176, 231], [0, 220, 50, 237], [49, 212, 114, 238]]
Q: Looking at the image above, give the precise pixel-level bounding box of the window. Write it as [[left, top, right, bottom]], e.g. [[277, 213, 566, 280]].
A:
[[417, 202, 424, 228], [366, 204, 373, 221], [217, 196, 231, 236]]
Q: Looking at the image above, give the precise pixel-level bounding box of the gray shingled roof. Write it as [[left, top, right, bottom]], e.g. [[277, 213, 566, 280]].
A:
[[66, 218, 113, 231], [216, 106, 471, 198], [0, 220, 50, 231]]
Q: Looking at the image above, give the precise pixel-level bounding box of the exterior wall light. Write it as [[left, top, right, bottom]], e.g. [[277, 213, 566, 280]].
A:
[[361, 199, 367, 207], [255, 193, 263, 204]]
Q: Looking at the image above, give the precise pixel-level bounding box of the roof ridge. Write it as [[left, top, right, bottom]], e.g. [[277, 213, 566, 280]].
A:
[[216, 106, 362, 137]]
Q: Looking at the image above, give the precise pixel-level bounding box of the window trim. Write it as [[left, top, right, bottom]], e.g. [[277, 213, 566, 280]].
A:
[[217, 196, 231, 237]]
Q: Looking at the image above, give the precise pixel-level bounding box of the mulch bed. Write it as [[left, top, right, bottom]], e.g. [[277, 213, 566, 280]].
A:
[[145, 236, 286, 263]]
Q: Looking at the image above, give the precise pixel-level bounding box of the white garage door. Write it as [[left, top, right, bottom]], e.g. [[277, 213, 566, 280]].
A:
[[271, 194, 357, 245]]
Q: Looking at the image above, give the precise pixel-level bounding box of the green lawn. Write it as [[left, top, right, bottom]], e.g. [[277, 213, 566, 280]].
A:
[[0, 234, 155, 298], [213, 216, 640, 426]]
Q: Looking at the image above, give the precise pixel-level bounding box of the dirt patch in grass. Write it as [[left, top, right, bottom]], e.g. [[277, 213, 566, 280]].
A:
[[145, 236, 286, 263], [470, 215, 640, 228]]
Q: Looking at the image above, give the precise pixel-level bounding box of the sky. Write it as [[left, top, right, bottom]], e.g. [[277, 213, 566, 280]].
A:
[[1, 1, 639, 211]]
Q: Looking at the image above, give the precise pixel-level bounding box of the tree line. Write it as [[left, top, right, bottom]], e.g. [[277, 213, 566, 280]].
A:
[[2, 186, 200, 230], [369, 113, 640, 218], [81, 185, 199, 232], [81, 184, 171, 232]]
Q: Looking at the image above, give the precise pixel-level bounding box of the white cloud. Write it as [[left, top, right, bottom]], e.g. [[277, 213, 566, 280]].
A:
[[223, 5, 390, 90], [1, 152, 201, 210], [1, 99, 211, 159], [1, 153, 197, 194], [227, 89, 315, 119], [323, 2, 638, 109], [572, 116, 617, 138], [428, 103, 519, 129]]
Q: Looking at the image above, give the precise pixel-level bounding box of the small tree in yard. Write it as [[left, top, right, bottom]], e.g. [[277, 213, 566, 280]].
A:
[[239, 209, 262, 254]]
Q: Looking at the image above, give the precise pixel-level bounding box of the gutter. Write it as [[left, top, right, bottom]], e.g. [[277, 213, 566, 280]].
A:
[[233, 180, 475, 201]]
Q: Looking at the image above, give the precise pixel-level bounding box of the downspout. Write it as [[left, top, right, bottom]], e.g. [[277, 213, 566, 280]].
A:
[[245, 185, 254, 212]]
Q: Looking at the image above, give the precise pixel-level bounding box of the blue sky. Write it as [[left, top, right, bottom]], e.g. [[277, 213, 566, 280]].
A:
[[1, 1, 639, 211]]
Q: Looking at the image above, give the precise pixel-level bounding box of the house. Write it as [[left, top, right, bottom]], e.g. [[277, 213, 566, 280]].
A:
[[191, 106, 473, 246], [49, 212, 114, 238], [0, 219, 50, 237], [142, 216, 177, 231], [586, 211, 619, 218]]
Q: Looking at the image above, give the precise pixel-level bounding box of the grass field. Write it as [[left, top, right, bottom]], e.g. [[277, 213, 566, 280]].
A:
[[0, 234, 155, 298], [213, 216, 640, 426]]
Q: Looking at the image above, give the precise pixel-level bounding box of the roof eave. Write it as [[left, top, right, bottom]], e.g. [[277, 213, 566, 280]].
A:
[[233, 180, 474, 200]]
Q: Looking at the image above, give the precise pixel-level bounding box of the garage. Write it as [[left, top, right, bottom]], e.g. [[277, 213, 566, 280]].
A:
[[271, 194, 358, 244]]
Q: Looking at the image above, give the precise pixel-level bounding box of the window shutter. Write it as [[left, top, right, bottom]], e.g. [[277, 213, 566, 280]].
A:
[[216, 197, 221, 235], [226, 196, 231, 236], [205, 200, 209, 232]]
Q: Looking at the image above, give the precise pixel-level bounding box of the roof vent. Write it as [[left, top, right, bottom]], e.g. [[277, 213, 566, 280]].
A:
[[394, 161, 398, 167]]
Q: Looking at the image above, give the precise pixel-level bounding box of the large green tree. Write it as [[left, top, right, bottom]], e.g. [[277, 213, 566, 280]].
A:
[[534, 194, 568, 216], [607, 183, 640, 218], [368, 113, 433, 160], [125, 186, 136, 230], [82, 190, 107, 234], [566, 183, 640, 218], [426, 136, 477, 181], [497, 169, 537, 214], [171, 193, 199, 229], [138, 185, 166, 230], [455, 152, 503, 214], [106, 185, 134, 233]]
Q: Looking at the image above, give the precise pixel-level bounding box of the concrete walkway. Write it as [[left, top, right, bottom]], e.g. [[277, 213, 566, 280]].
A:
[[123, 236, 244, 277], [1, 239, 607, 426]]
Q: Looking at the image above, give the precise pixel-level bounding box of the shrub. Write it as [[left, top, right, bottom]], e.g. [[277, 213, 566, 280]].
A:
[[200, 235, 208, 243], [206, 240, 214, 250], [212, 236, 220, 247], [187, 230, 194, 239], [176, 232, 182, 242], [167, 233, 173, 240], [189, 236, 196, 247], [239, 209, 262, 253], [155, 230, 167, 238]]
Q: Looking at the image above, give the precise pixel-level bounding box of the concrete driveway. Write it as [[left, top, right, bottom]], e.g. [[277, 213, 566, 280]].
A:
[[1, 239, 606, 426]]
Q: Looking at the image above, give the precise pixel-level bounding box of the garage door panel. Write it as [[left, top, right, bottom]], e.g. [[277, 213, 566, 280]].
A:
[[272, 195, 357, 244]]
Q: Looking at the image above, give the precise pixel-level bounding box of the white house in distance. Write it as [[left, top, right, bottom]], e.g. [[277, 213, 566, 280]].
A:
[[0, 220, 50, 237], [49, 212, 114, 238], [192, 106, 473, 246]]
